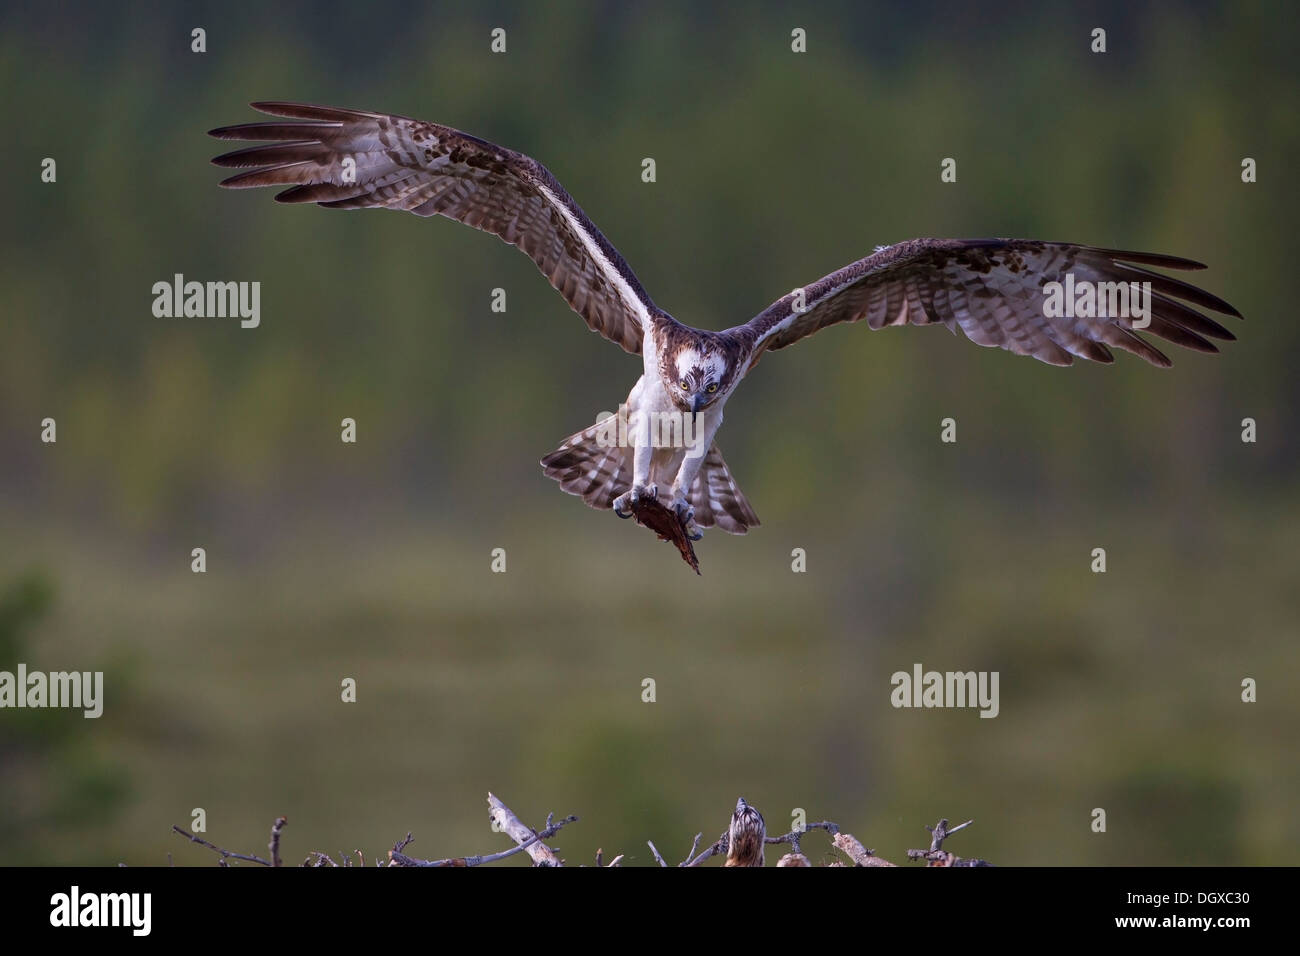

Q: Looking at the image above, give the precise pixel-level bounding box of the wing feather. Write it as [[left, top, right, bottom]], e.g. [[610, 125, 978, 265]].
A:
[[738, 238, 1241, 368], [211, 102, 658, 354]]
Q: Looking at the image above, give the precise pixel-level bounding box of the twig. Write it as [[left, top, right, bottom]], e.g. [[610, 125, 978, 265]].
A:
[[389, 828, 563, 867], [906, 818, 991, 866], [269, 816, 286, 868], [170, 825, 271, 866], [683, 834, 727, 867], [756, 819, 898, 867], [928, 818, 971, 851], [765, 820, 841, 855], [677, 833, 703, 866], [647, 840, 668, 867]]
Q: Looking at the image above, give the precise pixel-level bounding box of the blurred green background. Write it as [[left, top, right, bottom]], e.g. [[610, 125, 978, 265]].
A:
[[1, 0, 1296, 865]]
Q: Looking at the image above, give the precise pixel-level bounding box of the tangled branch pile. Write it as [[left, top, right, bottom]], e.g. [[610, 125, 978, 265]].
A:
[[169, 793, 992, 867]]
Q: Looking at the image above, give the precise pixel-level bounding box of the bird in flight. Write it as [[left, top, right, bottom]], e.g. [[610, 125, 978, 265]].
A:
[[211, 103, 1241, 545]]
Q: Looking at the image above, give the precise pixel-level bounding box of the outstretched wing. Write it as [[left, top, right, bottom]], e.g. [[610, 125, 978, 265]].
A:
[[739, 238, 1241, 367], [210, 102, 658, 354]]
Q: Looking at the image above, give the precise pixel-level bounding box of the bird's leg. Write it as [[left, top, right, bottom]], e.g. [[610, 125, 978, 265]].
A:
[[612, 431, 657, 518], [668, 450, 706, 541]]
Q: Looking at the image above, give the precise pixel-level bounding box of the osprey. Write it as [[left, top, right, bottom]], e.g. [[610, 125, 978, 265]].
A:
[[724, 797, 767, 867], [211, 103, 1242, 542]]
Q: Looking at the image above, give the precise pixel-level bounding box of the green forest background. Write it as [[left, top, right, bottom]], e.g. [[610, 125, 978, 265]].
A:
[[1, 0, 1296, 865]]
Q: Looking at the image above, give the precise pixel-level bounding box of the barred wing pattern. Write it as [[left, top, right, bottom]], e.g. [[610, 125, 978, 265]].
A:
[[540, 418, 760, 533], [742, 239, 1241, 367], [211, 102, 657, 354], [685, 445, 761, 534]]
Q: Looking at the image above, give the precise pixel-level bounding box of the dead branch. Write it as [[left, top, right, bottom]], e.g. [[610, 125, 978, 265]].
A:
[[386, 795, 578, 867], [907, 818, 992, 867], [682, 834, 726, 867], [833, 831, 898, 867], [389, 829, 548, 867], [765, 820, 839, 854], [269, 815, 286, 868], [169, 798, 990, 868], [753, 819, 898, 866], [485, 792, 575, 866], [646, 840, 668, 867], [170, 824, 272, 866], [678, 832, 704, 865]]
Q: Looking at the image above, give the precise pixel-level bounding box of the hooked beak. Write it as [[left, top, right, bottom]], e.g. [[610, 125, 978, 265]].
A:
[[691, 393, 706, 414]]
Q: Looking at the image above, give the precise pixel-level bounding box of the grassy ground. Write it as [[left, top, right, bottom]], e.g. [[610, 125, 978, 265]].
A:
[[5, 487, 1295, 866]]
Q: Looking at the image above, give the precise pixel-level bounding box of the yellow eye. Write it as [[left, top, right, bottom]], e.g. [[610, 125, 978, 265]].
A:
[[706, 383, 718, 393], [679, 380, 688, 390]]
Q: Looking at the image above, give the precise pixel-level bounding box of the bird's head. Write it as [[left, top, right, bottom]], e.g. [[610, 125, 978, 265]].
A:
[[725, 797, 766, 867], [665, 346, 729, 413]]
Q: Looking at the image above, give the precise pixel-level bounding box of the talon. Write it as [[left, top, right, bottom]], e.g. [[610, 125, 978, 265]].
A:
[[670, 497, 702, 539], [629, 483, 657, 506], [612, 492, 633, 518]]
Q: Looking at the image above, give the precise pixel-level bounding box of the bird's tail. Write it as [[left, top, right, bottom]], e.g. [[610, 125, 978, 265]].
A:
[[684, 444, 760, 534], [540, 416, 633, 512], [540, 418, 760, 534]]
